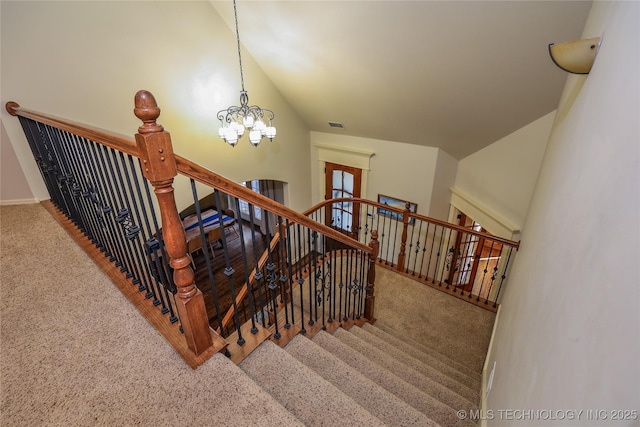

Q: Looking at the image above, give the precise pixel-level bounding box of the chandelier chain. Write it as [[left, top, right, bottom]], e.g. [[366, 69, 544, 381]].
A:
[[233, 0, 245, 92]]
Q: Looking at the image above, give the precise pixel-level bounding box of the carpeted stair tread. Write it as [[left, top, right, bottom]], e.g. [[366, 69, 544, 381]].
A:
[[284, 334, 439, 427], [312, 330, 476, 427], [373, 321, 482, 380], [199, 353, 305, 426], [334, 327, 479, 408], [355, 323, 481, 391], [363, 322, 482, 382], [240, 339, 385, 427]]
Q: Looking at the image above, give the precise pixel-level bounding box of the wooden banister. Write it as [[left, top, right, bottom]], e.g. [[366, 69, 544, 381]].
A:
[[133, 90, 213, 356], [365, 230, 379, 321], [6, 102, 139, 156], [305, 198, 520, 249]]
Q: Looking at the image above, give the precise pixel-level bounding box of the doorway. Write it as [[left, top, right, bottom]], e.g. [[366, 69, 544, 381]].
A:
[[447, 212, 503, 295], [324, 162, 362, 240]]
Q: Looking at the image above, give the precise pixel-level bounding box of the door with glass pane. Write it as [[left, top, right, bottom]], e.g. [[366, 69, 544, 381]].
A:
[[324, 162, 362, 239]]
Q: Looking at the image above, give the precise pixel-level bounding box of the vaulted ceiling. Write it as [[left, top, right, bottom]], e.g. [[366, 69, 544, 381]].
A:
[[211, 1, 592, 159]]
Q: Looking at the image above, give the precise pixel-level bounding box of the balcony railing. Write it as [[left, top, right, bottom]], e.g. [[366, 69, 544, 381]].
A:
[[306, 199, 519, 311]]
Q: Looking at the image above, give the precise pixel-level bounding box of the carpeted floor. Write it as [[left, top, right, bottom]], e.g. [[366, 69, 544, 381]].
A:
[[1, 203, 496, 426], [0, 203, 299, 426]]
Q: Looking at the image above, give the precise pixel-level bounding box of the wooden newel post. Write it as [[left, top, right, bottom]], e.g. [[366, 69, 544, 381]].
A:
[[133, 90, 213, 356], [396, 202, 411, 272], [365, 230, 379, 321]]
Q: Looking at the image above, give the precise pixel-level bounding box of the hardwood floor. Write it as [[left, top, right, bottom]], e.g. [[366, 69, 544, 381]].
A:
[[190, 220, 270, 333]]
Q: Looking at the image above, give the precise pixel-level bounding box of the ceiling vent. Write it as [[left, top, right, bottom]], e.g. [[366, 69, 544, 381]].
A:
[[328, 122, 344, 129]]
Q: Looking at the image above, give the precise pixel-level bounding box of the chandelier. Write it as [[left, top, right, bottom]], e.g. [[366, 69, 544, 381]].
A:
[[217, 0, 276, 147]]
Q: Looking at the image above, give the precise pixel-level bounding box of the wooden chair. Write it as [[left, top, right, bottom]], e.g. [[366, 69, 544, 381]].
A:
[[186, 226, 222, 268], [223, 209, 240, 237]]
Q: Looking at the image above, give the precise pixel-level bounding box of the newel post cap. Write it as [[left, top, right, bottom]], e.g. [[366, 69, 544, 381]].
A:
[[134, 90, 164, 134]]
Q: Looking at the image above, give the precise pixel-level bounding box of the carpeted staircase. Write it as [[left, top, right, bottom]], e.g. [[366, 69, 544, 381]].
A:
[[231, 316, 483, 427], [1, 204, 492, 426]]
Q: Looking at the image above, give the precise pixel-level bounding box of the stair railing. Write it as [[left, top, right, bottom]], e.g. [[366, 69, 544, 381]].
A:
[[6, 90, 376, 365], [306, 198, 520, 310]]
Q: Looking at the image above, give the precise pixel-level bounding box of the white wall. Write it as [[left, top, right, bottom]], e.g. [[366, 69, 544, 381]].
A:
[[453, 111, 554, 235], [430, 149, 458, 220], [310, 131, 457, 220], [0, 1, 311, 212], [486, 2, 639, 424]]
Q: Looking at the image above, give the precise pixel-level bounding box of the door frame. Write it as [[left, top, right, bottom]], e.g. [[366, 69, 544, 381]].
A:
[[324, 162, 362, 239]]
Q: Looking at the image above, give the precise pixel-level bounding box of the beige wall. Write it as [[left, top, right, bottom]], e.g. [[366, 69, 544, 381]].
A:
[[1, 1, 311, 212], [310, 131, 457, 221], [486, 1, 639, 423], [0, 121, 36, 205], [452, 111, 554, 236]]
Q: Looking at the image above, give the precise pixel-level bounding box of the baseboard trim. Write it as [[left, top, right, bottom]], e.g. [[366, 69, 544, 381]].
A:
[[480, 304, 502, 427], [0, 198, 39, 206]]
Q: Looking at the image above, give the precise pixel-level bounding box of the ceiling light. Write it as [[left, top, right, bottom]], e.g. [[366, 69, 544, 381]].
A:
[[218, 0, 276, 147]]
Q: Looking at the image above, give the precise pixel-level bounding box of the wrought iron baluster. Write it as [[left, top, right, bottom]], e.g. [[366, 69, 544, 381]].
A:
[[189, 182, 224, 335], [439, 227, 455, 286], [89, 139, 136, 280], [263, 207, 280, 339], [234, 197, 259, 335], [345, 248, 354, 320], [481, 241, 499, 305], [432, 225, 448, 285], [126, 153, 169, 308], [52, 128, 92, 239], [306, 228, 315, 327], [413, 221, 425, 276], [141, 177, 178, 323], [75, 135, 116, 260], [248, 201, 267, 329], [337, 245, 344, 323], [284, 219, 296, 328], [492, 246, 514, 307], [44, 126, 82, 227], [390, 217, 399, 267], [295, 224, 306, 334], [56, 130, 102, 250], [276, 217, 291, 329]]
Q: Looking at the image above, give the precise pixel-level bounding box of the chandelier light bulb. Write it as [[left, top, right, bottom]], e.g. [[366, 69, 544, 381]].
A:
[[265, 126, 276, 139], [249, 129, 262, 145], [225, 128, 238, 145], [231, 121, 245, 137], [243, 115, 254, 128]]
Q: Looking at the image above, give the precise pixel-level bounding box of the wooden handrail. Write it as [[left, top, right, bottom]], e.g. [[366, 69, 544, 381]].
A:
[[6, 102, 139, 157], [4, 99, 372, 256], [306, 198, 520, 249], [175, 155, 373, 254]]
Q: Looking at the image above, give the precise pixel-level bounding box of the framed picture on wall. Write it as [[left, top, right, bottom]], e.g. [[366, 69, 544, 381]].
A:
[[377, 194, 418, 224]]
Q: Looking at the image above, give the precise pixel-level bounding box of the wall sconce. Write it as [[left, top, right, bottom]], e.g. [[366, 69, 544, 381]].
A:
[[548, 37, 601, 74]]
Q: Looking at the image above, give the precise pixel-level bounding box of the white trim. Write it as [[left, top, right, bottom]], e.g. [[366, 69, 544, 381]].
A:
[[0, 198, 40, 206], [449, 187, 520, 240], [313, 142, 375, 171], [480, 304, 502, 427], [313, 143, 374, 201]]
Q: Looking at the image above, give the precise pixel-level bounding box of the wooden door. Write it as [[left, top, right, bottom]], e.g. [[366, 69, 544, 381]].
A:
[[324, 162, 362, 240]]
